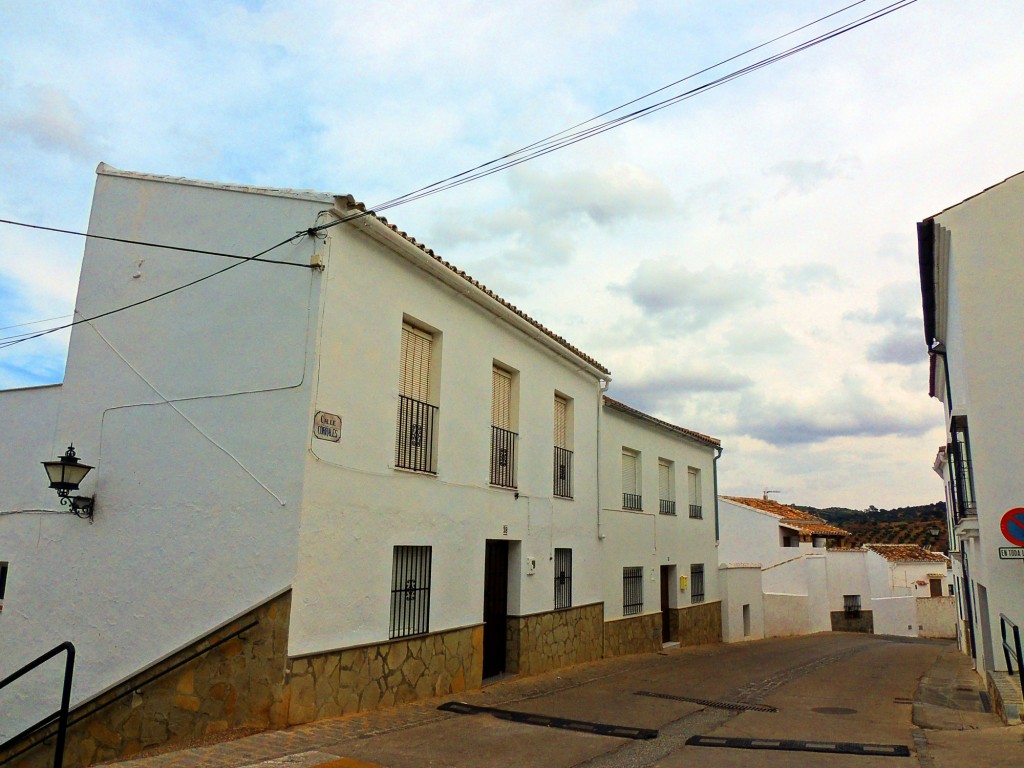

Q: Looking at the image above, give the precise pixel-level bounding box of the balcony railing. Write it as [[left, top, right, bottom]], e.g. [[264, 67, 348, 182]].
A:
[[490, 425, 518, 488], [623, 493, 642, 511], [553, 446, 573, 498], [396, 395, 438, 473], [659, 499, 676, 515], [689, 504, 702, 519]]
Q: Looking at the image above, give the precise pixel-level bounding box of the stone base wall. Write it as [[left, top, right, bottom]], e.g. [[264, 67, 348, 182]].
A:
[[3, 592, 291, 768], [674, 601, 723, 646], [283, 625, 483, 725], [603, 613, 662, 658], [830, 610, 874, 633], [506, 603, 604, 676]]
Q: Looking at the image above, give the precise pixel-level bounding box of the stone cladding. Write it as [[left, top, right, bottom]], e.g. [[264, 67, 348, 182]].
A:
[[505, 603, 604, 676], [602, 613, 662, 657], [673, 600, 723, 646]]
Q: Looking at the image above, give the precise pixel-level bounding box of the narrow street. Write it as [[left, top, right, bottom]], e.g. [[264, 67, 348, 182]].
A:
[[110, 634, 1021, 768]]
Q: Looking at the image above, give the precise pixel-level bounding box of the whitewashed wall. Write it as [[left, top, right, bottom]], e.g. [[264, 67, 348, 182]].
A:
[[918, 596, 957, 639], [0, 166, 326, 736], [718, 565, 764, 642], [871, 596, 917, 637], [289, 213, 606, 653], [763, 593, 810, 638], [596, 404, 718, 621], [825, 549, 872, 611]]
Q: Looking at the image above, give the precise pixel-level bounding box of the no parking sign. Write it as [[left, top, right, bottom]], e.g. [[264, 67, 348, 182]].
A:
[[999, 508, 1024, 547]]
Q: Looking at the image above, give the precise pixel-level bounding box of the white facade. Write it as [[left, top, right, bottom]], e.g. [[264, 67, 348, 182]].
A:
[[598, 398, 721, 625], [918, 170, 1024, 674], [0, 164, 724, 741]]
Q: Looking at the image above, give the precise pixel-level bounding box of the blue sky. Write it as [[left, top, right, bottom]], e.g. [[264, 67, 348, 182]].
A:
[[3, 0, 1023, 507]]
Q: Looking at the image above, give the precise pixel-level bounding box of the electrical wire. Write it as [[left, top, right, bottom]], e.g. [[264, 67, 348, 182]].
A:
[[0, 218, 314, 267], [0, 232, 306, 349], [1, 0, 915, 349]]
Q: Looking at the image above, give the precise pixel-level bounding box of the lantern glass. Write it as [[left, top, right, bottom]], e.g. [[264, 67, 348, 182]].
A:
[[42, 446, 93, 493]]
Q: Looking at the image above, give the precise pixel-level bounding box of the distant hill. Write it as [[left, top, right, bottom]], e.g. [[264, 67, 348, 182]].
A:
[[793, 502, 949, 554]]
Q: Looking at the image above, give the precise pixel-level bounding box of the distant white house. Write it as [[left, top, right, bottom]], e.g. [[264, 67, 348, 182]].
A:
[[917, 170, 1024, 686], [0, 164, 723, 767], [718, 497, 954, 640]]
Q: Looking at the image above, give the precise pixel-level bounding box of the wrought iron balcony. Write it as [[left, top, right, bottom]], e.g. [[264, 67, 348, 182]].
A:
[[659, 499, 676, 515], [490, 425, 518, 488], [553, 446, 573, 498], [395, 395, 438, 473], [623, 493, 642, 511]]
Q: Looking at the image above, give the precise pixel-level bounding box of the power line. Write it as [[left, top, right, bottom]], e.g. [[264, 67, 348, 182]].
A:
[[2, 0, 915, 350], [0, 218, 315, 267]]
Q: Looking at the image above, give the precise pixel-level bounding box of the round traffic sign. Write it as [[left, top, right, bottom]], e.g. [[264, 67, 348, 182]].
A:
[[1000, 508, 1024, 547]]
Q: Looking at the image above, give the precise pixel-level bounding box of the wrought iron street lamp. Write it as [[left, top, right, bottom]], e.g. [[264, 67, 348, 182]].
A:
[[41, 445, 94, 520]]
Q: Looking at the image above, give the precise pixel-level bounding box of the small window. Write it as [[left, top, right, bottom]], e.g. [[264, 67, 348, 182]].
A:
[[554, 548, 572, 609], [844, 594, 861, 617], [623, 566, 643, 615], [622, 450, 641, 510], [390, 546, 432, 639], [658, 460, 675, 515], [687, 468, 702, 518], [0, 561, 8, 602], [690, 564, 705, 604]]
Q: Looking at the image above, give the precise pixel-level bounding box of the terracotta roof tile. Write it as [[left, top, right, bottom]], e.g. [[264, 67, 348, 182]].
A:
[[602, 396, 721, 447], [865, 544, 949, 563], [721, 496, 849, 537]]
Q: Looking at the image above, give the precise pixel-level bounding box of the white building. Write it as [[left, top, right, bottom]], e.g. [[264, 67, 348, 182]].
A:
[[0, 164, 723, 766], [717, 497, 954, 640], [917, 170, 1024, 693]]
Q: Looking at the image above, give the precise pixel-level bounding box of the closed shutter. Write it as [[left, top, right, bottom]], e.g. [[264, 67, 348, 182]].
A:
[[688, 468, 699, 504], [659, 461, 671, 500], [492, 367, 512, 428], [400, 324, 431, 402], [621, 451, 637, 495], [553, 396, 567, 448]]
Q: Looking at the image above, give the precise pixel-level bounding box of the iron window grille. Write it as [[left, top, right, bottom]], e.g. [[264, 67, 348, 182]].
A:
[[658, 460, 674, 515], [553, 446, 573, 499], [623, 566, 643, 615], [949, 416, 976, 524], [844, 594, 861, 618], [390, 546, 432, 639], [660, 499, 676, 515], [690, 564, 705, 604], [490, 425, 518, 488], [623, 493, 643, 511], [395, 395, 438, 473], [689, 504, 702, 519], [554, 548, 572, 609]]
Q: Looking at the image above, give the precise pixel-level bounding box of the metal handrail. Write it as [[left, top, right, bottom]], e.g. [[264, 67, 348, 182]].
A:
[[0, 642, 75, 768], [1000, 614, 1024, 693]]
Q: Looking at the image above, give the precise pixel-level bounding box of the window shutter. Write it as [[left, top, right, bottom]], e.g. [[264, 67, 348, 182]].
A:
[[659, 461, 671, 500], [553, 396, 567, 448], [688, 468, 699, 503], [492, 367, 512, 428], [400, 324, 431, 402], [621, 451, 637, 495]]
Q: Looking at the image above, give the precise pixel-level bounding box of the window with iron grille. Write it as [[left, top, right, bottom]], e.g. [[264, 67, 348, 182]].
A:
[[623, 566, 643, 615], [658, 459, 675, 515], [844, 594, 861, 617], [396, 324, 438, 473], [490, 366, 518, 488], [690, 564, 705, 604], [622, 450, 641, 510], [687, 468, 702, 518], [949, 415, 976, 522], [554, 548, 572, 609], [553, 395, 573, 498], [390, 546, 432, 639]]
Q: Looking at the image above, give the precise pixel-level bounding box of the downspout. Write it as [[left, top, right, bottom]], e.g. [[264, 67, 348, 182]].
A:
[[713, 445, 724, 543], [597, 377, 610, 540]]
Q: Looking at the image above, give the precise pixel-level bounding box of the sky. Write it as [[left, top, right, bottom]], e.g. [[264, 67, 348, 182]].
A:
[[2, 0, 1023, 509]]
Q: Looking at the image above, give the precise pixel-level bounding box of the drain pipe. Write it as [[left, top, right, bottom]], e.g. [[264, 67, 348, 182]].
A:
[[597, 377, 610, 540], [713, 445, 724, 543]]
